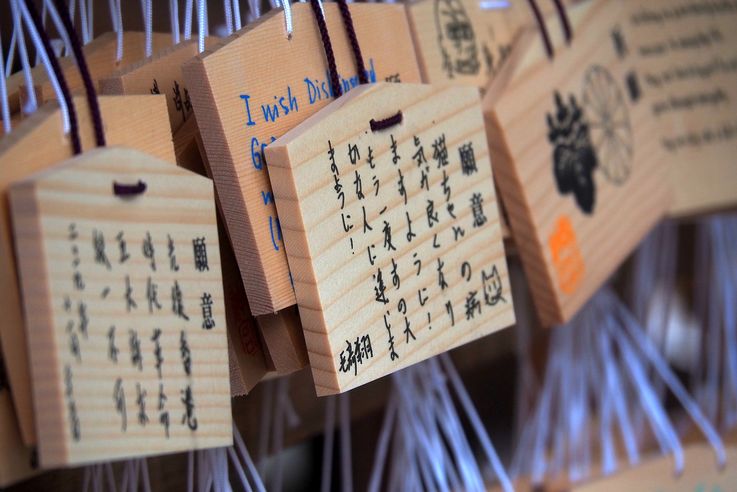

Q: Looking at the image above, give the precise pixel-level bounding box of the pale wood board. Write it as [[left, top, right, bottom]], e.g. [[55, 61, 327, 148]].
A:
[[574, 445, 737, 492], [483, 0, 596, 96], [0, 386, 37, 487], [182, 2, 422, 315], [99, 39, 220, 137], [9, 147, 231, 467], [484, 0, 670, 327], [621, 0, 737, 216], [98, 36, 272, 391], [217, 214, 268, 395], [0, 95, 175, 446], [406, 0, 501, 87], [266, 82, 515, 394], [404, 0, 581, 88], [195, 98, 271, 392], [20, 32, 173, 108], [257, 307, 309, 375]]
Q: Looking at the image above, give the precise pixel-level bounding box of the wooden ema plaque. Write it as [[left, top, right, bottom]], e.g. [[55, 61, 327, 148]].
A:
[[217, 217, 268, 394], [484, 0, 670, 327], [100, 40, 201, 135], [8, 147, 231, 467], [182, 2, 422, 315], [20, 32, 173, 108], [0, 360, 37, 487], [0, 96, 175, 446], [621, 1, 737, 216], [405, 0, 581, 88], [99, 40, 272, 392], [265, 83, 515, 394], [406, 0, 501, 87]]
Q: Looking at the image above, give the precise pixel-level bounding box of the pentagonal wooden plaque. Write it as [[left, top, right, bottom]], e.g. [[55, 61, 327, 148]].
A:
[[266, 83, 515, 394], [9, 147, 231, 466], [484, 0, 670, 326]]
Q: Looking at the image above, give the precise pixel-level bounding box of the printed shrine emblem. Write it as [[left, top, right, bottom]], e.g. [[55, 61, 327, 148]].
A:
[[9, 147, 232, 467], [546, 65, 633, 214], [265, 83, 515, 395], [435, 0, 480, 78]]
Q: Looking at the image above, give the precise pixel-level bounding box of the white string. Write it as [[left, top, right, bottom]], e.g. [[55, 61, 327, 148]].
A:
[[612, 291, 727, 468], [143, 0, 153, 57], [233, 422, 267, 492], [79, 0, 90, 44], [105, 0, 123, 61], [16, 0, 71, 132], [68, 0, 76, 30], [10, 0, 37, 115], [428, 363, 483, 491], [282, 0, 293, 38], [207, 450, 224, 492], [320, 396, 336, 492], [233, 0, 242, 30], [87, 0, 94, 42], [713, 219, 737, 428], [184, 0, 194, 40], [105, 462, 117, 492], [440, 355, 513, 491], [170, 0, 181, 45], [224, 0, 234, 35], [479, 0, 510, 9], [256, 381, 274, 475], [186, 451, 194, 492], [339, 393, 353, 492], [115, 0, 123, 61], [5, 29, 17, 75], [33, 1, 47, 67], [269, 378, 289, 492], [227, 447, 253, 492], [0, 26, 12, 134], [596, 319, 639, 467], [197, 0, 207, 53], [94, 464, 103, 492], [248, 0, 261, 21], [82, 466, 92, 492], [46, 0, 73, 59], [366, 394, 398, 492]]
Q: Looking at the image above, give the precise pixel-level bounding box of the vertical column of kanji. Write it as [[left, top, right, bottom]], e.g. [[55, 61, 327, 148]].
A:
[[63, 224, 84, 444], [332, 136, 377, 379]]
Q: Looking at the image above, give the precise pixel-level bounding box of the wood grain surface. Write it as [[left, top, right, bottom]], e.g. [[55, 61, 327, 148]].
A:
[[9, 147, 231, 467], [266, 82, 514, 394], [484, 0, 670, 326], [183, 2, 422, 315], [0, 95, 175, 446]]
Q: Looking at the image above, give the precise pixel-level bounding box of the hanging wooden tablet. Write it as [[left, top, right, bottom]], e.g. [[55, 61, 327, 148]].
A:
[[405, 0, 497, 87], [98, 38, 272, 391], [257, 307, 309, 375], [265, 82, 515, 394], [484, 0, 594, 89], [0, 354, 37, 487], [100, 38, 277, 391], [621, 0, 737, 216], [182, 2, 422, 315], [21, 32, 173, 108], [8, 147, 231, 467], [218, 216, 268, 394], [483, 0, 669, 327], [0, 95, 175, 446]]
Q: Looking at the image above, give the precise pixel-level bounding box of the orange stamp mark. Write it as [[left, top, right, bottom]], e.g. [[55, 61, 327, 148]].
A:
[[549, 215, 584, 294]]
